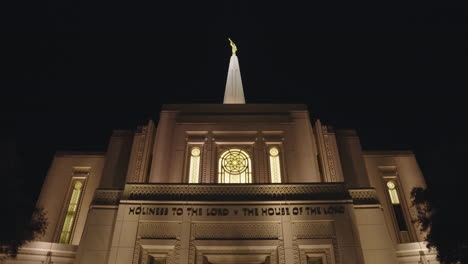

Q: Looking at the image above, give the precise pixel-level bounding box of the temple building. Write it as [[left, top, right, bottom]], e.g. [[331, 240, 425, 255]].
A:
[[6, 41, 438, 264]]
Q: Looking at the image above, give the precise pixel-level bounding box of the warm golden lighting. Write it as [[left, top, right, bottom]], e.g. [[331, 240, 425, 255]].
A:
[[189, 147, 201, 183], [228, 38, 237, 55], [59, 179, 84, 244], [191, 147, 201, 156], [269, 147, 279, 157], [269, 147, 282, 183], [386, 180, 400, 204], [218, 148, 252, 183]]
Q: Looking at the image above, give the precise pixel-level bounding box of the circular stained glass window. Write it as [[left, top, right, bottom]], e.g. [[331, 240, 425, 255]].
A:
[[191, 147, 201, 157], [269, 147, 279, 157], [386, 181, 396, 189], [74, 181, 83, 190], [221, 149, 249, 175]]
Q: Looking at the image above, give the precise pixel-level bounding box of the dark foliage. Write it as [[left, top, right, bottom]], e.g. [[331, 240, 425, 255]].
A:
[[412, 187, 468, 263], [0, 208, 47, 257], [0, 140, 48, 257], [411, 139, 468, 264]]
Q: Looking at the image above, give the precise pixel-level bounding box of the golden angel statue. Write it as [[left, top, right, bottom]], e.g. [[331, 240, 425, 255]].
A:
[[228, 38, 237, 55]]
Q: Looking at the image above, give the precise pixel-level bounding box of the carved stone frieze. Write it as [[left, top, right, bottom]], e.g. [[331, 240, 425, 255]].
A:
[[292, 238, 300, 264], [278, 239, 285, 264], [167, 239, 181, 264], [132, 237, 179, 264], [195, 249, 204, 264], [132, 238, 141, 264], [294, 240, 340, 264], [128, 122, 154, 183], [140, 249, 149, 264], [292, 221, 336, 239], [270, 245, 278, 264], [92, 189, 122, 205], [333, 237, 340, 264], [348, 188, 379, 205], [192, 223, 279, 240], [188, 240, 196, 264], [138, 222, 181, 239], [132, 134, 146, 182], [322, 133, 337, 182], [72, 166, 91, 175], [190, 244, 280, 264], [299, 247, 332, 264], [123, 183, 349, 201]]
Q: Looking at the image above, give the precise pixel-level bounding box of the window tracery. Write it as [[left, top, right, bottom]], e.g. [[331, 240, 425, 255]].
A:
[[218, 148, 252, 183]]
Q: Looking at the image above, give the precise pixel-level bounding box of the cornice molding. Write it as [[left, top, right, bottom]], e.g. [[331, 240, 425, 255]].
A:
[[92, 189, 122, 205], [122, 183, 350, 201], [348, 188, 379, 205], [92, 185, 379, 205]]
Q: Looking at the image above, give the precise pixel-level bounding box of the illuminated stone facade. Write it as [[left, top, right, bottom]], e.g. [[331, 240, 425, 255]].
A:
[[5, 56, 438, 264]]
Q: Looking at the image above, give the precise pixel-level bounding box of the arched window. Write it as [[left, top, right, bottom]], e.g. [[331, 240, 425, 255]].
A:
[[218, 148, 252, 183], [188, 147, 201, 183], [268, 147, 282, 183]]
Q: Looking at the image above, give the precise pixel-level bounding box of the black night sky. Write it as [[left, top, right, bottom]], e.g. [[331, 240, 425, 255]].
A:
[[1, 0, 468, 253]]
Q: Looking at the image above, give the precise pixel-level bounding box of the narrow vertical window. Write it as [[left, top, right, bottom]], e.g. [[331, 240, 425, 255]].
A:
[[218, 149, 252, 184], [387, 181, 400, 204], [188, 147, 201, 183], [269, 147, 282, 183], [59, 179, 85, 244], [386, 180, 410, 243]]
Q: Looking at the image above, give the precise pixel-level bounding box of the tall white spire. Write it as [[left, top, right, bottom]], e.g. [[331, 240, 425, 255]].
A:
[[223, 39, 245, 104]]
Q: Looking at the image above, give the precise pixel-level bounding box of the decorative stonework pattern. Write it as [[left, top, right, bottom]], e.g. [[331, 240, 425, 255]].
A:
[[72, 167, 91, 175], [123, 183, 348, 201], [294, 240, 340, 264], [132, 135, 146, 182], [349, 188, 379, 205], [92, 189, 122, 205], [132, 238, 179, 264], [262, 145, 269, 183], [140, 249, 149, 264], [322, 131, 337, 182], [192, 223, 279, 239], [333, 237, 340, 264], [299, 247, 332, 264], [190, 244, 279, 264], [132, 238, 141, 264], [167, 239, 181, 264], [278, 239, 285, 264], [270, 246, 278, 264], [280, 145, 289, 183], [128, 123, 153, 183], [188, 240, 196, 264], [292, 222, 336, 239], [138, 222, 181, 239], [207, 137, 215, 184], [195, 249, 204, 264], [292, 222, 340, 264], [210, 146, 215, 184], [292, 238, 300, 264]]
